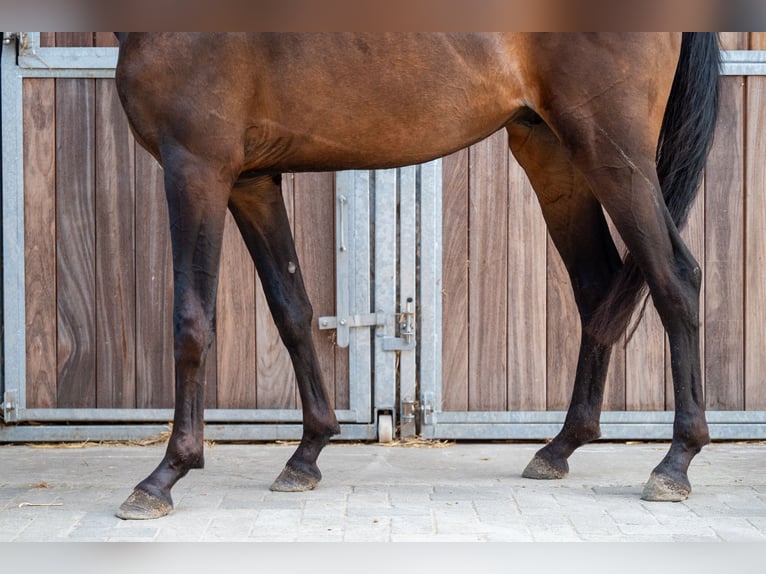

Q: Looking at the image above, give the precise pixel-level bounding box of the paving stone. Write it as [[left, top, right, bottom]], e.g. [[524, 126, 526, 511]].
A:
[[0, 442, 764, 541]]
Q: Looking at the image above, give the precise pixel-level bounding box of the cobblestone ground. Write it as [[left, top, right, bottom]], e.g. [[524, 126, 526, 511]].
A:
[[1, 441, 765, 542]]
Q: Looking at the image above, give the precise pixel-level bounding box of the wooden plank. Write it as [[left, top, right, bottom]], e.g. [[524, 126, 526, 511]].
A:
[[56, 78, 96, 408], [135, 146, 174, 409], [214, 212, 257, 409], [55, 33, 94, 47], [468, 130, 508, 411], [625, 304, 666, 411], [750, 32, 766, 50], [545, 234, 578, 410], [23, 78, 57, 409], [94, 33, 119, 47], [506, 153, 546, 410], [39, 33, 55, 47], [293, 172, 347, 410], [719, 33, 749, 50], [441, 148, 469, 412], [704, 76, 745, 410], [95, 79, 136, 408], [745, 75, 766, 410], [254, 177, 300, 409]]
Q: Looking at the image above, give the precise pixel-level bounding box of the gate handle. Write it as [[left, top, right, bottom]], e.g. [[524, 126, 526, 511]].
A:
[[338, 194, 348, 252]]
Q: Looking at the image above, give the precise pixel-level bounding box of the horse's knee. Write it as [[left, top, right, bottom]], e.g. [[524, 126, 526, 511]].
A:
[[273, 299, 314, 349], [173, 307, 212, 367]]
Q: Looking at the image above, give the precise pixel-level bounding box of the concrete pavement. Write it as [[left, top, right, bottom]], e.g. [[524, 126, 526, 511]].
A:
[[1, 440, 765, 542]]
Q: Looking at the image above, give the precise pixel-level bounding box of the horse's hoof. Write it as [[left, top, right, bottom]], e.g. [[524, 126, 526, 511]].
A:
[[641, 471, 690, 502], [522, 453, 568, 480], [270, 465, 320, 492], [115, 489, 173, 520]]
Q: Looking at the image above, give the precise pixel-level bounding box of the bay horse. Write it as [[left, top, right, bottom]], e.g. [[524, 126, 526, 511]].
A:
[[113, 33, 720, 519]]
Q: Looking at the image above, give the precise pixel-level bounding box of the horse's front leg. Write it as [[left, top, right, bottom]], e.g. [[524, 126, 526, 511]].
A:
[[116, 147, 232, 519], [228, 174, 340, 492]]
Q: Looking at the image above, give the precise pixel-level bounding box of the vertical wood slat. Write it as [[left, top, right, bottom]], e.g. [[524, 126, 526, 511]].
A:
[[507, 156, 546, 410], [254, 179, 297, 409], [23, 79, 57, 409], [135, 147, 174, 409], [54, 33, 94, 48], [545, 234, 578, 411], [95, 79, 136, 408], [625, 305, 665, 410], [294, 173, 347, 410], [745, 74, 766, 410], [56, 78, 96, 408], [705, 76, 745, 410], [468, 130, 508, 411], [214, 213, 257, 409], [441, 149, 470, 411]]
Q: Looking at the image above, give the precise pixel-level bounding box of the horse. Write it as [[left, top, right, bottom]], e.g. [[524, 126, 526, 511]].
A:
[[112, 33, 720, 519]]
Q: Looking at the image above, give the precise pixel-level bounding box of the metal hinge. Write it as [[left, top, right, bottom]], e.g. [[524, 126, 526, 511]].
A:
[[3, 390, 18, 423], [420, 392, 435, 426]]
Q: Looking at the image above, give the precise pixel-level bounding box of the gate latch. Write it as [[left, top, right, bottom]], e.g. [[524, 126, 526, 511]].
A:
[[382, 297, 416, 352]]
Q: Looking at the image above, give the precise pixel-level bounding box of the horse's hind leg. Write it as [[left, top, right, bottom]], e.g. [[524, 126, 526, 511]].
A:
[[228, 174, 340, 491], [544, 97, 708, 501], [506, 119, 622, 479], [117, 145, 232, 519]]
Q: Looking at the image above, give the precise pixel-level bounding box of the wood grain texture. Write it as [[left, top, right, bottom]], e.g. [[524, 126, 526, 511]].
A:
[[718, 33, 749, 50], [55, 33, 94, 47], [56, 78, 97, 408], [545, 234, 579, 411], [750, 32, 766, 50], [441, 149, 470, 411], [135, 146, 174, 409], [468, 130, 508, 411], [625, 305, 666, 411], [23, 78, 57, 409], [254, 178, 298, 410], [507, 154, 547, 410], [745, 76, 766, 409], [704, 76, 745, 410], [215, 212, 257, 409], [94, 33, 119, 47], [95, 79, 136, 408]]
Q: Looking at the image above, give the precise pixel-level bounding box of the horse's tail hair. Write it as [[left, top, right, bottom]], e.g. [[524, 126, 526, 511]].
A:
[[588, 32, 721, 346]]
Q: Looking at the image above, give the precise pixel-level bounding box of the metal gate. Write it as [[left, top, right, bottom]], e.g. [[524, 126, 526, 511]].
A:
[[0, 32, 427, 443]]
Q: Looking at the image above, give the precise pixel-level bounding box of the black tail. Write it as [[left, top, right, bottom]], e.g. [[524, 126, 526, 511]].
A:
[[589, 32, 721, 345]]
